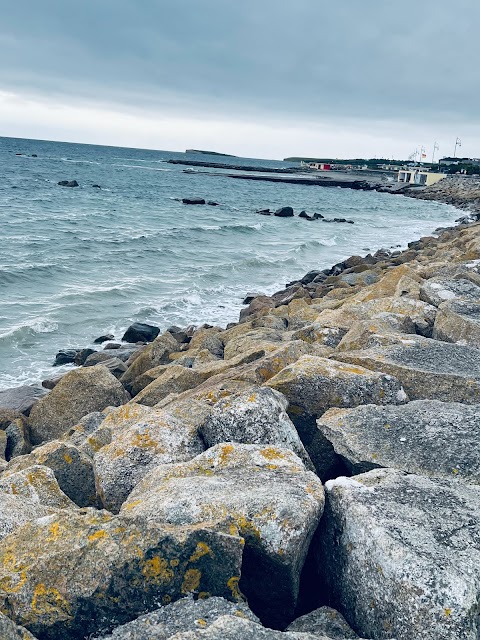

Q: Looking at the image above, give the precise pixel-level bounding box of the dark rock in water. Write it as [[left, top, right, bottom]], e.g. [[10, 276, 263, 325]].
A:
[[0, 385, 48, 416], [58, 180, 79, 187], [92, 184, 102, 189], [313, 213, 324, 219], [182, 197, 206, 205], [31, 154, 37, 158], [53, 349, 78, 366], [74, 348, 96, 366], [207, 201, 220, 206], [274, 206, 294, 217], [122, 322, 160, 344], [299, 211, 314, 220], [94, 334, 114, 344], [300, 270, 323, 285], [256, 208, 271, 215], [333, 218, 347, 223], [242, 292, 263, 305], [103, 343, 122, 350]]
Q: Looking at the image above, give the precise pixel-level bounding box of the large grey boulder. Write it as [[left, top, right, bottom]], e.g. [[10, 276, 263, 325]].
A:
[[420, 276, 480, 307], [0, 490, 55, 541], [120, 332, 178, 391], [335, 335, 480, 403], [199, 387, 313, 469], [97, 596, 259, 639], [265, 356, 408, 419], [433, 300, 480, 346], [0, 612, 38, 640], [28, 366, 130, 445], [318, 400, 480, 483], [0, 465, 76, 511], [287, 607, 360, 638], [122, 444, 325, 629], [94, 408, 204, 512], [0, 509, 244, 640], [316, 469, 480, 640], [5, 440, 97, 507]]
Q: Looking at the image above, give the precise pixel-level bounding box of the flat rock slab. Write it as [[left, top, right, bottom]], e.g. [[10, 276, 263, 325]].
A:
[[97, 596, 259, 639], [318, 400, 480, 483], [122, 443, 324, 629], [287, 606, 360, 638], [433, 300, 480, 346], [0, 385, 48, 415], [420, 277, 480, 307], [335, 335, 480, 403], [317, 469, 480, 640]]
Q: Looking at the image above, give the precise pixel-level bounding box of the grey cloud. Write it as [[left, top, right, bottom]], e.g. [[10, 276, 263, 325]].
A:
[[0, 0, 479, 126]]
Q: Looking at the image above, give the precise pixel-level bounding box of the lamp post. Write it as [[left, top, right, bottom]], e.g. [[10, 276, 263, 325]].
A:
[[432, 142, 439, 164]]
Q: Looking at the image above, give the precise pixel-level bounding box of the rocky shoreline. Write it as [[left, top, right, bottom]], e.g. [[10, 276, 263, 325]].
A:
[[1, 182, 480, 639]]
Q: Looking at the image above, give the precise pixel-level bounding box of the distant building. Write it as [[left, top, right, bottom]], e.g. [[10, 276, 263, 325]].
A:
[[439, 157, 480, 166], [306, 162, 331, 171], [398, 169, 447, 187]]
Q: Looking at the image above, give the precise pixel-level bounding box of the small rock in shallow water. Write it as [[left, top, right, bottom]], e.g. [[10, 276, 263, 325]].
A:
[[182, 197, 206, 205], [93, 334, 115, 344], [274, 206, 294, 217], [53, 349, 78, 366], [122, 322, 160, 343]]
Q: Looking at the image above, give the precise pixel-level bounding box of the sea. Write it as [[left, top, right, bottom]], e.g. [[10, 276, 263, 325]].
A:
[[0, 136, 460, 390]]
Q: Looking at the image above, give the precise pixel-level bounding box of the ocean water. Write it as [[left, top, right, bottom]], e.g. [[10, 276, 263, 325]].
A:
[[0, 136, 459, 389]]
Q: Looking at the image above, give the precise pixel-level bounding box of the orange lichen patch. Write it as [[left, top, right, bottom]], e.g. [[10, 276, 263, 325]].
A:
[[247, 393, 257, 402], [31, 583, 71, 618], [234, 516, 260, 540], [196, 618, 208, 628], [88, 530, 107, 543], [47, 523, 60, 542], [189, 542, 213, 563], [339, 364, 368, 376], [227, 576, 242, 600], [123, 500, 142, 511], [86, 436, 105, 452], [218, 444, 235, 465], [142, 556, 174, 584], [131, 430, 161, 450], [170, 558, 180, 567], [63, 453, 73, 464], [444, 608, 452, 617], [260, 447, 286, 462], [181, 568, 201, 594], [198, 591, 211, 599]]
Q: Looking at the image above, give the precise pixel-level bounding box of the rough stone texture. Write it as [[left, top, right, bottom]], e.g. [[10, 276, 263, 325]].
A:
[[97, 596, 259, 640], [335, 313, 416, 353], [316, 469, 480, 640], [28, 366, 130, 445], [122, 444, 324, 629], [0, 465, 76, 510], [292, 324, 348, 348], [287, 607, 359, 638], [5, 441, 97, 507], [165, 615, 331, 639], [188, 328, 224, 357], [94, 408, 204, 512], [4, 419, 31, 460], [0, 491, 54, 541], [0, 430, 6, 460], [0, 510, 244, 640], [120, 332, 179, 390], [420, 277, 480, 307], [433, 300, 480, 346], [0, 612, 38, 640], [318, 400, 480, 483], [0, 385, 48, 416], [265, 356, 408, 419], [199, 387, 312, 469], [335, 335, 480, 403]]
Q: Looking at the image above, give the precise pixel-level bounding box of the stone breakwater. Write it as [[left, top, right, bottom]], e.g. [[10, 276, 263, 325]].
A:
[[1, 219, 480, 640], [406, 174, 480, 215]]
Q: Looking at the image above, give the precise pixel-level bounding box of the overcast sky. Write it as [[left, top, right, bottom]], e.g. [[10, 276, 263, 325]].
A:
[[0, 0, 479, 159]]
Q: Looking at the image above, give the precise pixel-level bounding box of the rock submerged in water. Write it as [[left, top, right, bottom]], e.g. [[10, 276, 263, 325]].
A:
[[57, 180, 79, 187], [121, 322, 160, 343], [182, 197, 206, 205], [274, 206, 294, 217]]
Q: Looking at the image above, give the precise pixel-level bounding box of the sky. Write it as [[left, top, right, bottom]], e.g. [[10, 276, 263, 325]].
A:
[[0, 0, 479, 160]]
